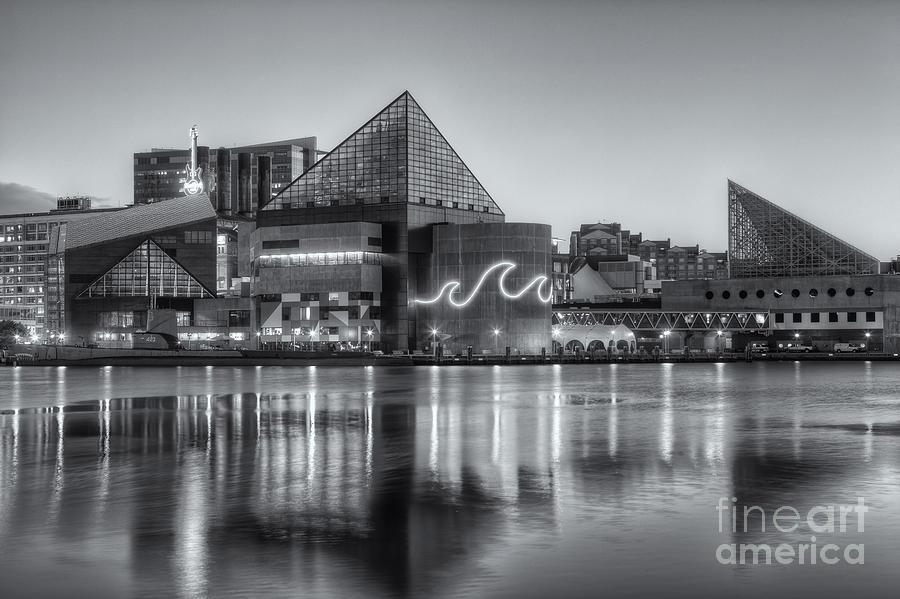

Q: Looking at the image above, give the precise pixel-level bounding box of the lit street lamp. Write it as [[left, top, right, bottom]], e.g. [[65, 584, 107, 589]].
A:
[[865, 331, 871, 355], [366, 328, 373, 351], [492, 328, 500, 353]]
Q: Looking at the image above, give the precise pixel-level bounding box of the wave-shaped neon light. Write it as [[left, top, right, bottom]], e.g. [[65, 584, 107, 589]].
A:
[[415, 261, 552, 307]]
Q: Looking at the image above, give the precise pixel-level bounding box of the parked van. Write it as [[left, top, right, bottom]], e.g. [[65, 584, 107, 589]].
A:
[[833, 342, 864, 353], [748, 342, 769, 353]]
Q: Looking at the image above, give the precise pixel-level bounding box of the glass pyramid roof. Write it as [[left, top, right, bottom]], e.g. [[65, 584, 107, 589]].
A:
[[261, 92, 503, 215], [76, 239, 214, 298], [728, 180, 879, 278]]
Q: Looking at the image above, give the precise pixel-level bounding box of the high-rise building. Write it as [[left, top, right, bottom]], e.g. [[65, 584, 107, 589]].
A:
[[134, 137, 318, 216], [1, 196, 121, 335], [728, 180, 880, 278]]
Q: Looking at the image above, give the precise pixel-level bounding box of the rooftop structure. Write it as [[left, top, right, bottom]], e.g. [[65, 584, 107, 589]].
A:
[[728, 180, 880, 278]]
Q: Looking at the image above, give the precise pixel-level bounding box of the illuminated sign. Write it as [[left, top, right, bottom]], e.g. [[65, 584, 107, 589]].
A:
[[183, 125, 204, 195], [415, 262, 552, 307]]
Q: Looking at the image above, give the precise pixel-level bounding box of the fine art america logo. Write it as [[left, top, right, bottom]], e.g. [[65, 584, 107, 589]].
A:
[[715, 497, 867, 566]]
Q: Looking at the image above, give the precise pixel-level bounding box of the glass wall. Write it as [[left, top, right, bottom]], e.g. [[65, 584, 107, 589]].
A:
[[260, 93, 502, 216], [77, 240, 212, 299]]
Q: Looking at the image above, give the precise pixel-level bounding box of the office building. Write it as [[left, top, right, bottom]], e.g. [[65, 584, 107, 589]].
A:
[[0, 196, 120, 336], [134, 137, 318, 216]]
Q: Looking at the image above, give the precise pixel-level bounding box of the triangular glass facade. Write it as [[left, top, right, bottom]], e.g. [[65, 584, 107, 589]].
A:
[[261, 92, 502, 215], [76, 239, 213, 298], [728, 180, 879, 278]]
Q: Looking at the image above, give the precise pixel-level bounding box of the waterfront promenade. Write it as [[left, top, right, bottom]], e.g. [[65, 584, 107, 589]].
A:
[[3, 343, 897, 367]]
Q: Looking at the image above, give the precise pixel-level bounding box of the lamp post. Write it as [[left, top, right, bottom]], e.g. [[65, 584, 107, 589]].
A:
[[366, 328, 373, 351], [492, 328, 500, 353], [663, 330, 671, 355], [865, 331, 871, 355], [430, 328, 439, 356], [716, 330, 723, 356]]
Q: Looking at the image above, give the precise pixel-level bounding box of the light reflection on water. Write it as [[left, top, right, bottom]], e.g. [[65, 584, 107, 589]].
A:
[[1, 363, 900, 598]]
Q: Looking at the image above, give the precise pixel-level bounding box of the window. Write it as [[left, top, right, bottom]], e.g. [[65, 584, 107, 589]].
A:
[[792, 313, 802, 323], [864, 287, 875, 296], [722, 290, 730, 299], [300, 292, 319, 302], [773, 289, 783, 298], [756, 290, 765, 298], [228, 310, 250, 327], [184, 230, 213, 244], [739, 290, 747, 299], [282, 306, 291, 321], [791, 289, 800, 298], [704, 291, 714, 300], [811, 312, 820, 323], [847, 312, 857, 322], [775, 313, 784, 323], [262, 239, 299, 249], [846, 288, 856, 297], [367, 237, 382, 247], [809, 288, 818, 297], [866, 312, 876, 322], [176, 311, 192, 327], [827, 288, 836, 297], [829, 312, 838, 323]]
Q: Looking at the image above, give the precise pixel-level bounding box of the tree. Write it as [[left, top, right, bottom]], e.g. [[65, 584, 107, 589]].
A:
[[0, 320, 29, 347]]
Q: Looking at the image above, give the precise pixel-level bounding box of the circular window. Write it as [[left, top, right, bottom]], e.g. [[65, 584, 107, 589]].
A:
[[739, 290, 748, 299], [705, 291, 714, 300], [865, 287, 875, 296], [791, 289, 800, 298], [809, 288, 818, 297], [773, 289, 783, 298], [846, 287, 855, 297], [827, 288, 836, 297], [756, 289, 765, 299], [722, 290, 731, 299]]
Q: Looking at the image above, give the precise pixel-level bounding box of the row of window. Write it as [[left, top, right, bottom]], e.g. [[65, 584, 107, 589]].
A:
[[254, 251, 382, 268], [706, 287, 876, 300], [262, 327, 342, 337], [773, 311, 877, 323], [282, 306, 382, 321]]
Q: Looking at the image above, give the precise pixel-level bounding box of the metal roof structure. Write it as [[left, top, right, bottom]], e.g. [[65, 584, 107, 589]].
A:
[[57, 193, 216, 252], [727, 180, 879, 278]]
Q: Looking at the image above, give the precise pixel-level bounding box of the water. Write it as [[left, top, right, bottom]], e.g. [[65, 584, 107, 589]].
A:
[[1, 362, 900, 598]]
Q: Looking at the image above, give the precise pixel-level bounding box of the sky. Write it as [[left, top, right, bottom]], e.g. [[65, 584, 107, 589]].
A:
[[1, 0, 898, 258]]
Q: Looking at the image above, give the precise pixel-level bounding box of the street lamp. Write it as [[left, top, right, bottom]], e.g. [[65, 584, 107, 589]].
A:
[[865, 331, 871, 355], [492, 328, 500, 353], [663, 330, 671, 354], [430, 328, 439, 355], [58, 333, 65, 345], [366, 328, 373, 351]]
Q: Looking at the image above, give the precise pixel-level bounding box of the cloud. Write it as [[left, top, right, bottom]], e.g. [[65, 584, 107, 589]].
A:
[[0, 182, 57, 214]]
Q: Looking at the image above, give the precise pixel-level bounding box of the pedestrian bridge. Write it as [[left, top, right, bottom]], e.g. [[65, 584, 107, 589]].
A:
[[551, 307, 770, 352]]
